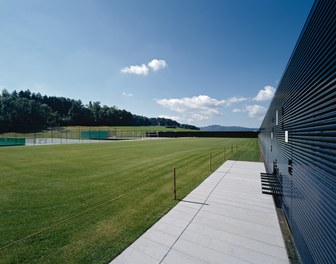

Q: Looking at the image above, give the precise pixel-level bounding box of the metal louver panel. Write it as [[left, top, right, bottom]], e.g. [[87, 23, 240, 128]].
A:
[[259, 1, 336, 263]]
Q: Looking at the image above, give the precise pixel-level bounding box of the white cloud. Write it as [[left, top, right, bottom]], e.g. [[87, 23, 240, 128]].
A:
[[156, 94, 268, 126], [245, 104, 267, 119], [191, 113, 210, 121], [122, 92, 133, 97], [253, 86, 275, 101], [148, 59, 167, 71], [158, 114, 200, 124], [120, 64, 149, 75], [227, 96, 248, 105], [156, 95, 224, 113], [156, 94, 248, 125], [158, 115, 181, 122], [156, 95, 247, 114], [121, 59, 167, 75]]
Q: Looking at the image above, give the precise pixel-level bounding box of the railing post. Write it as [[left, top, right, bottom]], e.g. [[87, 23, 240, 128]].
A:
[[224, 147, 226, 161], [173, 167, 176, 200]]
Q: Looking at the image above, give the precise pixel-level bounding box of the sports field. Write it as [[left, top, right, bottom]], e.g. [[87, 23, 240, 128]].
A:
[[0, 126, 198, 145], [1, 126, 196, 139], [0, 138, 259, 263]]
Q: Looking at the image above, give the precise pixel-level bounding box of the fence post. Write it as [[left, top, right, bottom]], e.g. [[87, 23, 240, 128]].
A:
[[224, 147, 226, 161], [209, 153, 212, 172], [173, 167, 176, 200]]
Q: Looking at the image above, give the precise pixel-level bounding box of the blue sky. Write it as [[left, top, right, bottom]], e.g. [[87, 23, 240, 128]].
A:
[[0, 0, 314, 127]]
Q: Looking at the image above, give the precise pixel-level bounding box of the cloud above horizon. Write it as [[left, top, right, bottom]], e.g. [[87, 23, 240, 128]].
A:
[[148, 59, 167, 71], [158, 115, 182, 122], [253, 86, 275, 101], [156, 85, 275, 125], [232, 85, 275, 120], [232, 105, 267, 120], [156, 95, 247, 122], [245, 105, 267, 119], [121, 59, 167, 75], [121, 64, 149, 75]]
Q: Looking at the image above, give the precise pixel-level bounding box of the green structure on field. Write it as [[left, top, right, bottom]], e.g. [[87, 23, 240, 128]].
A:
[[0, 138, 25, 146], [80, 131, 109, 139]]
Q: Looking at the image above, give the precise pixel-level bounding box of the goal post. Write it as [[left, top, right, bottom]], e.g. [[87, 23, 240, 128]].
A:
[[145, 131, 159, 139]]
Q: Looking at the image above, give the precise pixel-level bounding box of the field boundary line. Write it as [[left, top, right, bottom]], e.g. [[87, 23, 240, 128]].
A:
[[0, 193, 125, 251]]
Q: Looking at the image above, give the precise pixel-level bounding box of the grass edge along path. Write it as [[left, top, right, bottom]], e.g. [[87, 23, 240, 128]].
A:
[[0, 138, 259, 264]]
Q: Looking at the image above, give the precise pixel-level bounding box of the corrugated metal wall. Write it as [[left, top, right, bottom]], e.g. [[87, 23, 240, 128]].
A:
[[259, 0, 336, 263]]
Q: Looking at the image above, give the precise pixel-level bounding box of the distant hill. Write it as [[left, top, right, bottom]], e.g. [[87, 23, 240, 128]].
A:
[[200, 125, 259, 132]]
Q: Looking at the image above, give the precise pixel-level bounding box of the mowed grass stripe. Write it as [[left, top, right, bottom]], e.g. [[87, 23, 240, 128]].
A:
[[0, 138, 259, 263], [0, 193, 126, 251]]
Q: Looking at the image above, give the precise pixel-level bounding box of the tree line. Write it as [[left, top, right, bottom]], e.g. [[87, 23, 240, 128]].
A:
[[0, 89, 199, 132]]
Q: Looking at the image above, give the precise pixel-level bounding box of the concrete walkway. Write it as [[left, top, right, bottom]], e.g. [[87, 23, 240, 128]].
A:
[[111, 160, 288, 264]]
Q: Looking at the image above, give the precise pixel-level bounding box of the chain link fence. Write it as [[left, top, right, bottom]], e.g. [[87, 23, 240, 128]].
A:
[[0, 127, 148, 146]]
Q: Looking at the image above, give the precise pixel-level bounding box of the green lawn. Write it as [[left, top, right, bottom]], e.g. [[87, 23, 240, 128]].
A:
[[0, 138, 260, 263]]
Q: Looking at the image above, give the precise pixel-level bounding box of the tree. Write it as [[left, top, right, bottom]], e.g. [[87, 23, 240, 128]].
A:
[[90, 101, 101, 123], [0, 89, 199, 131]]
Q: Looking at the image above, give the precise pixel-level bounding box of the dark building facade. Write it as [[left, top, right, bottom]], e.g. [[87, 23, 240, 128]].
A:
[[259, 0, 336, 263]]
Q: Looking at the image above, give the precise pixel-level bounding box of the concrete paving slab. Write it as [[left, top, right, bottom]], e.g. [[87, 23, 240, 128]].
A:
[[172, 238, 250, 264], [196, 210, 281, 236], [180, 230, 287, 264], [161, 249, 207, 264], [187, 222, 288, 260], [130, 237, 169, 261], [110, 160, 288, 264], [200, 201, 279, 226], [192, 214, 285, 247], [151, 221, 186, 237], [141, 229, 177, 248], [111, 247, 158, 264]]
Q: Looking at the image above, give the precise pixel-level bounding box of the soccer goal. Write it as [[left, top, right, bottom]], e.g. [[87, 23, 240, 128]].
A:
[[145, 131, 159, 139]]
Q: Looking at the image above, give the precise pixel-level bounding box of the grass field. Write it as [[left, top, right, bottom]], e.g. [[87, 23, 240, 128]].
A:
[[0, 138, 260, 263]]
